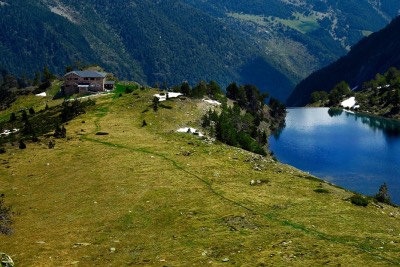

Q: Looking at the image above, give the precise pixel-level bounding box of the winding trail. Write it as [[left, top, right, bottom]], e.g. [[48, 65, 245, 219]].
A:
[[81, 107, 400, 265]]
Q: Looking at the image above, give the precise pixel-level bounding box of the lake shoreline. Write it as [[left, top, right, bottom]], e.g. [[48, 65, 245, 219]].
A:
[[271, 107, 400, 205], [303, 104, 400, 121]]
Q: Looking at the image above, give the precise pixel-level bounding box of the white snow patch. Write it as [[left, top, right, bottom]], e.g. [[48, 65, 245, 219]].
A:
[[35, 92, 47, 97], [177, 127, 204, 137], [154, 92, 183, 102], [0, 128, 19, 137], [203, 99, 221, 105], [341, 97, 359, 109]]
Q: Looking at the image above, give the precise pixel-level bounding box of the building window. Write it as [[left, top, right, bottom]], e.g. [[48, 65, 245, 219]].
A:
[[74, 78, 78, 80], [96, 84, 100, 87], [84, 78, 88, 80]]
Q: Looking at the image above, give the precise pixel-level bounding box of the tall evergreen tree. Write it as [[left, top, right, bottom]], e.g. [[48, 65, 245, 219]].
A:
[[9, 112, 16, 122], [191, 80, 207, 98], [375, 182, 391, 204], [226, 82, 239, 100], [207, 80, 222, 99], [180, 82, 191, 96]]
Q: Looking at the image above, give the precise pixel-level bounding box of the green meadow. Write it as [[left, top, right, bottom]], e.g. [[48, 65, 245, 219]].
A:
[[0, 88, 399, 266], [228, 12, 322, 34]]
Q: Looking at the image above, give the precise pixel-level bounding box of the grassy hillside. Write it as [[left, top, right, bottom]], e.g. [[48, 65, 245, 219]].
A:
[[0, 89, 400, 266]]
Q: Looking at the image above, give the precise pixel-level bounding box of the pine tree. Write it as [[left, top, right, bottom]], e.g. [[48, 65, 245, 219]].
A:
[[226, 82, 239, 100], [21, 110, 28, 121], [48, 140, 55, 149], [19, 140, 26, 149], [180, 82, 191, 96], [375, 182, 391, 204], [22, 120, 34, 135], [152, 96, 159, 111], [42, 66, 55, 83], [54, 124, 62, 138], [33, 71, 41, 86], [61, 126, 67, 138], [9, 112, 16, 122], [207, 80, 222, 99], [191, 81, 207, 98]]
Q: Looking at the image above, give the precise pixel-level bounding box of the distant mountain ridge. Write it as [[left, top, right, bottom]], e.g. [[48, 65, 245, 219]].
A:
[[287, 15, 400, 106], [1, 0, 400, 101]]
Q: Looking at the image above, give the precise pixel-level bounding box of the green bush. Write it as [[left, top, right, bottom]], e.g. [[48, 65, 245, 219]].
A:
[[125, 87, 133, 94], [18, 140, 26, 149], [349, 194, 369, 207], [314, 188, 330, 194]]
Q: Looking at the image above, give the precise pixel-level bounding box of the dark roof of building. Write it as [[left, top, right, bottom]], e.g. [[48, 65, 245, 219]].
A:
[[105, 81, 115, 85], [65, 71, 107, 78]]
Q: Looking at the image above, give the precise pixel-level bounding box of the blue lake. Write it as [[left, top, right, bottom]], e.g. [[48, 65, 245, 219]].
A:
[[270, 108, 400, 204]]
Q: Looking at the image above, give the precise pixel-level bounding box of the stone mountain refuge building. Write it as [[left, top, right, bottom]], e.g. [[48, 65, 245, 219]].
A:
[[62, 70, 115, 95]]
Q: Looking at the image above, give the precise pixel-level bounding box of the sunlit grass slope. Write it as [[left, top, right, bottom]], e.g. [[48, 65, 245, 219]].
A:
[[0, 89, 399, 266]]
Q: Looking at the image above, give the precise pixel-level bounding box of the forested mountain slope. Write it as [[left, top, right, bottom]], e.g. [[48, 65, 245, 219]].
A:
[[1, 0, 400, 101], [288, 15, 400, 106]]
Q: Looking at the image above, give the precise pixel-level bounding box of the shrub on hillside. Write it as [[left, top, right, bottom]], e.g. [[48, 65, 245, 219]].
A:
[[125, 87, 133, 94], [54, 125, 66, 138], [314, 188, 330, 194], [18, 140, 26, 149], [48, 140, 55, 149], [349, 194, 369, 207]]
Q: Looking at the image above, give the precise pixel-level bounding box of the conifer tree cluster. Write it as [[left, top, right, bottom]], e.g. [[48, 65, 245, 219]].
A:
[[202, 82, 286, 156], [176, 80, 223, 99], [60, 98, 94, 122], [310, 81, 353, 106]]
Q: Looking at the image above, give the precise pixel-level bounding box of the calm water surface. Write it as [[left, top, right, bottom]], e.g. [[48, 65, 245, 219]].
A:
[[270, 108, 400, 204]]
